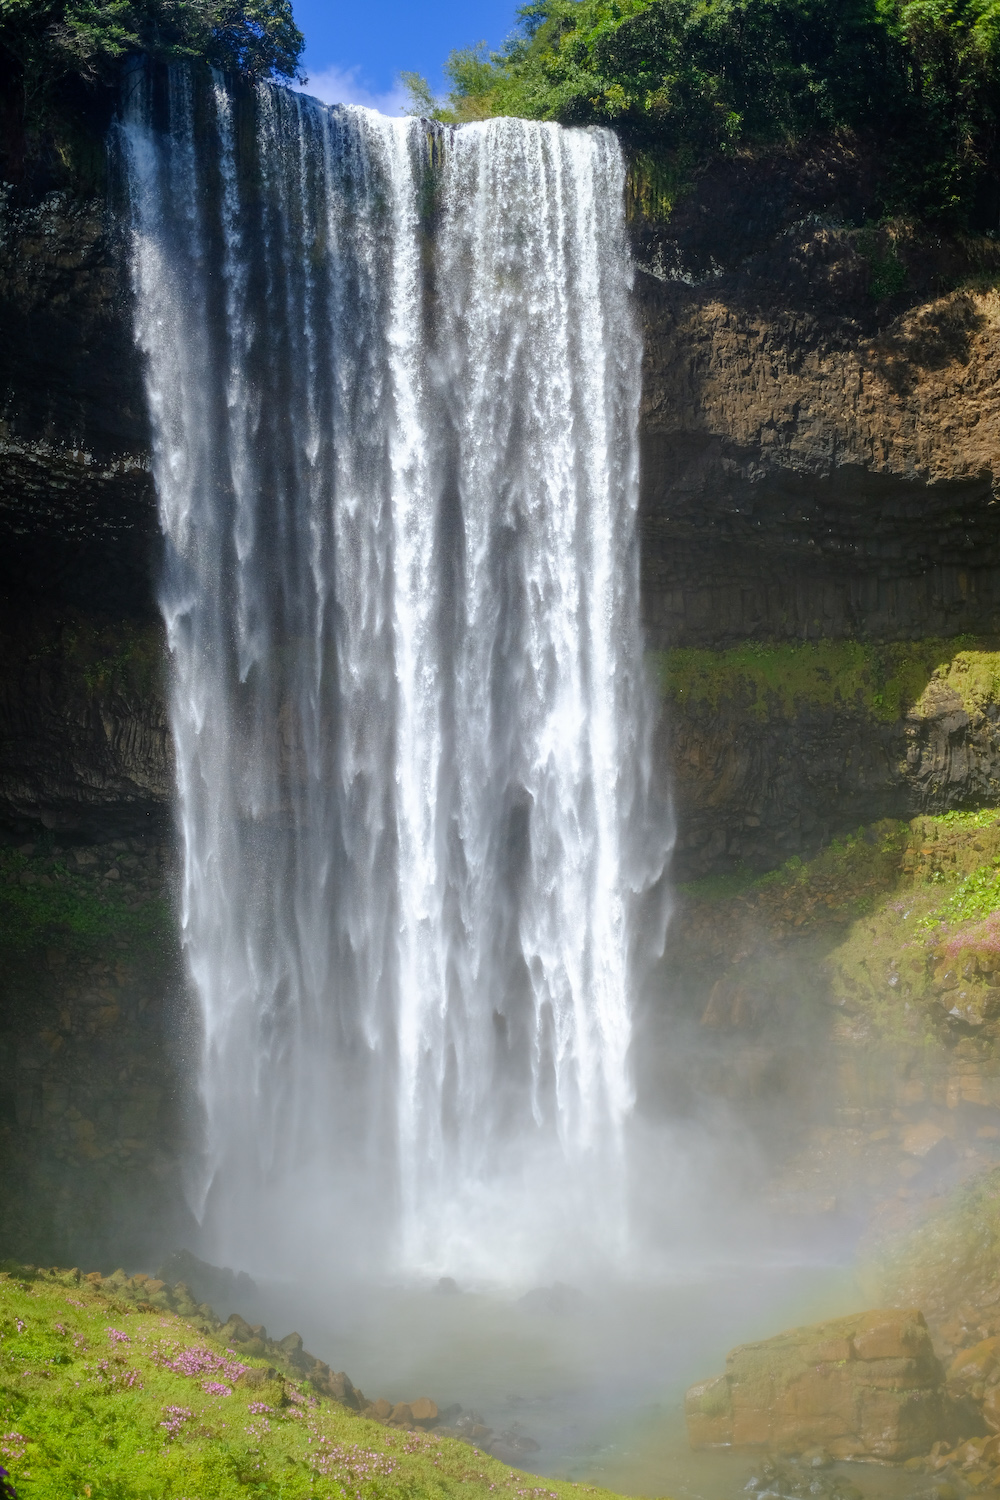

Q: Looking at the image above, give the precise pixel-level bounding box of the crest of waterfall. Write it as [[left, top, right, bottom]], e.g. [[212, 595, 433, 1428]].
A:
[[117, 63, 662, 1280]]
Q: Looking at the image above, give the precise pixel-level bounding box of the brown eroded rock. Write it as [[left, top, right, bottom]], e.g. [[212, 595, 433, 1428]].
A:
[[947, 1337, 1000, 1391], [901, 1120, 951, 1159], [685, 1308, 958, 1460], [409, 1398, 438, 1424], [982, 1386, 1000, 1433]]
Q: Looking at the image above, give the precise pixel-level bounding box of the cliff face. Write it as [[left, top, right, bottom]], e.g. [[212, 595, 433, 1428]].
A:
[[633, 142, 1000, 652], [0, 187, 155, 619], [2, 137, 1000, 869]]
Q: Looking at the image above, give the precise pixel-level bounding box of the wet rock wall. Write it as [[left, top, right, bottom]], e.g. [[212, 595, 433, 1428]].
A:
[[0, 833, 192, 1267]]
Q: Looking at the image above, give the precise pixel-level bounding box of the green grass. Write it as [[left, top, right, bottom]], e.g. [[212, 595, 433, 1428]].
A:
[[651, 638, 1000, 723], [0, 848, 170, 959], [0, 1268, 635, 1500]]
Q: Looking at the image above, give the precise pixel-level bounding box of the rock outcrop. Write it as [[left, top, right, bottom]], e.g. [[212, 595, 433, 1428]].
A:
[[685, 1309, 958, 1459]]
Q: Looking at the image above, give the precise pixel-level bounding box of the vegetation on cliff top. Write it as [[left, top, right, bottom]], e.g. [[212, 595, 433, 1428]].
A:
[[421, 0, 1000, 226], [0, 1263, 635, 1500], [1, 0, 302, 88], [0, 0, 302, 188]]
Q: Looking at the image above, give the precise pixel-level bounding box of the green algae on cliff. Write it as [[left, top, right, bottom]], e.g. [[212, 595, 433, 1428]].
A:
[[0, 843, 170, 959], [653, 638, 1000, 723], [678, 807, 1000, 1043]]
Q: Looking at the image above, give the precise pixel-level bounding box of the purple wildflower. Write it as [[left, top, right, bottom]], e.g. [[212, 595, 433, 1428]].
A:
[[203, 1381, 232, 1397], [160, 1406, 194, 1441], [154, 1344, 247, 1383]]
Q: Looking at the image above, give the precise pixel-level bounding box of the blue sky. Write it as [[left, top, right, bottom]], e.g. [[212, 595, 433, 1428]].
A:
[[293, 0, 521, 112]]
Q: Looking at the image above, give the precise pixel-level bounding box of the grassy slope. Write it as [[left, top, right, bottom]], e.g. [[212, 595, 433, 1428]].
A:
[[0, 1267, 638, 1500]]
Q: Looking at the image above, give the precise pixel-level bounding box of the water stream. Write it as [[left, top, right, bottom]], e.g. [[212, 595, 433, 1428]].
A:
[[117, 64, 664, 1282]]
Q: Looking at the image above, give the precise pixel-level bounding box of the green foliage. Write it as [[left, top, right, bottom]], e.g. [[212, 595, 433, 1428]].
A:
[[856, 224, 909, 298], [654, 636, 1000, 723], [399, 70, 438, 118], [914, 856, 1000, 931], [441, 0, 1000, 224], [0, 1267, 631, 1500], [683, 807, 1000, 1041], [43, 616, 164, 700], [0, 0, 303, 189], [0, 0, 303, 89]]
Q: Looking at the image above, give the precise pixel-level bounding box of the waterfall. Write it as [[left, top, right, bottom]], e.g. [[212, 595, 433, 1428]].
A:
[[117, 64, 657, 1279]]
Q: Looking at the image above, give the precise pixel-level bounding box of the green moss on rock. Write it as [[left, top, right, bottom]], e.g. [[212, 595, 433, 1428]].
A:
[[0, 842, 170, 960], [653, 637, 1000, 723]]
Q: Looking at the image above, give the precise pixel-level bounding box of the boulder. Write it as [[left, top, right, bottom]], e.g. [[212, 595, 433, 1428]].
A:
[[685, 1309, 959, 1460], [947, 1337, 1000, 1391], [409, 1398, 438, 1424]]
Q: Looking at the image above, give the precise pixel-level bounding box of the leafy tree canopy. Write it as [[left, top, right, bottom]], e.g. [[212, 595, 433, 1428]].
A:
[[0, 0, 304, 96], [413, 0, 1000, 225]]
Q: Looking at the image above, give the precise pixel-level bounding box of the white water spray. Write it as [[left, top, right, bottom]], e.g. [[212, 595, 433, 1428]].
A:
[[118, 65, 658, 1280]]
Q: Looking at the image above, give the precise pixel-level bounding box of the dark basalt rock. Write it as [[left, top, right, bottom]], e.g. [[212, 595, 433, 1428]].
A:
[[2, 134, 1000, 868]]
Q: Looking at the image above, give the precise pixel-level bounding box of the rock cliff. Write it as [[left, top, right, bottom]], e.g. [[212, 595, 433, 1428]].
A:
[[4, 133, 1000, 868], [634, 142, 1000, 652]]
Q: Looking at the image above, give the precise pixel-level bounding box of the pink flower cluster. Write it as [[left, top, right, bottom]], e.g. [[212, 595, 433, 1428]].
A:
[[160, 1406, 194, 1441], [308, 1437, 399, 1482], [0, 1435, 27, 1462], [287, 1388, 306, 1404], [153, 1344, 247, 1383], [248, 1402, 272, 1415], [941, 913, 1000, 960], [106, 1328, 130, 1345], [202, 1381, 233, 1397]]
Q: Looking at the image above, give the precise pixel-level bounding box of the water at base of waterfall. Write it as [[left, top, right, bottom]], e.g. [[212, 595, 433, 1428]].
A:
[[116, 62, 666, 1282]]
